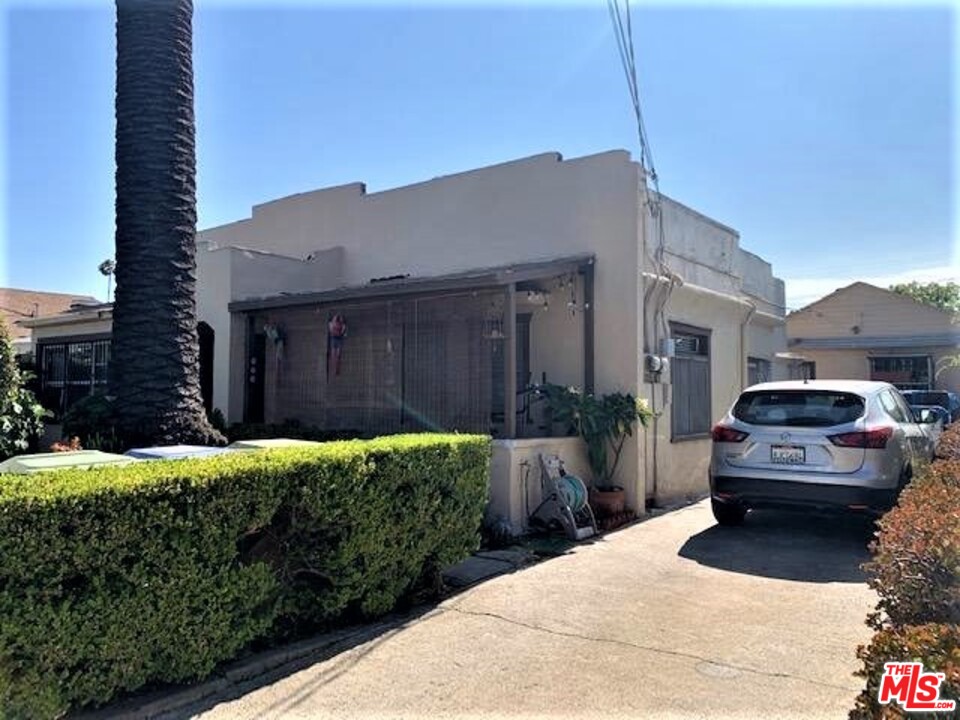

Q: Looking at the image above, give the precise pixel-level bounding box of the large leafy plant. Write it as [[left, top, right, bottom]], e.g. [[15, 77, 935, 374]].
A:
[[540, 383, 653, 490], [0, 321, 46, 460], [61, 392, 124, 453]]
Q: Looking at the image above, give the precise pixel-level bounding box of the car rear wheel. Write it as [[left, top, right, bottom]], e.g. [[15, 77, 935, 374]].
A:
[[712, 498, 746, 526]]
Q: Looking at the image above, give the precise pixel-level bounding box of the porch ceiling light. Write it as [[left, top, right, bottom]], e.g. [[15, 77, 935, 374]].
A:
[[524, 290, 550, 308]]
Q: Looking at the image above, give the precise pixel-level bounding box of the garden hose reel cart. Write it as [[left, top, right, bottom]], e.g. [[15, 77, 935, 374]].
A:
[[529, 454, 598, 540]]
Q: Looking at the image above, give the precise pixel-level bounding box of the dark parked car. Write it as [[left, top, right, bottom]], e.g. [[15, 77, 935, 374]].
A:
[[900, 390, 960, 424]]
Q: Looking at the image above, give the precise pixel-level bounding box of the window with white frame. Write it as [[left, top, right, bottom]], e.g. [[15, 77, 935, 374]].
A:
[[671, 323, 711, 440]]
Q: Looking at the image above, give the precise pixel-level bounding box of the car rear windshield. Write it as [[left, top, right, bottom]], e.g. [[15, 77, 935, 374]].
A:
[[733, 390, 865, 427]]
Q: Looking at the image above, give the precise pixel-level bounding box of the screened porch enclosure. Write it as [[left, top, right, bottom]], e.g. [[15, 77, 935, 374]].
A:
[[235, 256, 594, 439], [253, 294, 497, 435]]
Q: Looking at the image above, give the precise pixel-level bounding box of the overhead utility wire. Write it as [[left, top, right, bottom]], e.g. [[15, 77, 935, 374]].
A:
[[607, 0, 657, 186], [607, 0, 675, 342]]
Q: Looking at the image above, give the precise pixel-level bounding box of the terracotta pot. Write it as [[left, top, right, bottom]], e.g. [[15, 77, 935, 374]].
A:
[[589, 486, 626, 518]]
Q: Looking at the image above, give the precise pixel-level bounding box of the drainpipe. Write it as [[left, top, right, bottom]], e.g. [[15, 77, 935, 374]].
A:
[[740, 300, 756, 390]]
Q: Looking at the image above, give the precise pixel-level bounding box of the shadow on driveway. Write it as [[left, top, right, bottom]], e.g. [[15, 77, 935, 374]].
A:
[[678, 508, 876, 583]]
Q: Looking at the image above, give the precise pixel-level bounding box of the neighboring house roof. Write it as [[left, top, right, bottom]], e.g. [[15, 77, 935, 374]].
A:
[[0, 288, 99, 340], [787, 281, 959, 350], [18, 302, 113, 330], [789, 281, 955, 320]]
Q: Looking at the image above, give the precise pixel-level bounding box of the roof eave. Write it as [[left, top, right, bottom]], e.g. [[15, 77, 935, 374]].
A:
[[228, 254, 596, 313]]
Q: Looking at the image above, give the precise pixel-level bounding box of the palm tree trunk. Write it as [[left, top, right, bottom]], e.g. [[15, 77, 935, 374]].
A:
[[111, 0, 223, 446]]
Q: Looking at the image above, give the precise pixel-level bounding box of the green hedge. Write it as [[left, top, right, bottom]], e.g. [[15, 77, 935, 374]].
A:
[[224, 418, 363, 444], [0, 434, 490, 718]]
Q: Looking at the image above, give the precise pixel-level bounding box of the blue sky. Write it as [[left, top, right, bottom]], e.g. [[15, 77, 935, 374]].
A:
[[2, 0, 956, 309]]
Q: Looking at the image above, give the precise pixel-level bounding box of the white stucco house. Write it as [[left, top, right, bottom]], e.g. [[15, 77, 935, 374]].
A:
[[23, 150, 788, 528]]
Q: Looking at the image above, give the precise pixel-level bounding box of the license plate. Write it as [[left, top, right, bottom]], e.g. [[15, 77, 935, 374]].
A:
[[771, 445, 805, 464]]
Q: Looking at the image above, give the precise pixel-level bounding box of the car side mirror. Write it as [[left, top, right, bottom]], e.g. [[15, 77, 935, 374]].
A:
[[918, 409, 936, 424]]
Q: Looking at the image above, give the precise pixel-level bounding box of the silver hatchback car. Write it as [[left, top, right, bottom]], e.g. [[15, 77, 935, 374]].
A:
[[709, 380, 937, 526]]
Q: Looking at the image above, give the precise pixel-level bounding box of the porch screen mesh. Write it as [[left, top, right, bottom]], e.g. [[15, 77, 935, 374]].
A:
[[256, 292, 502, 435]]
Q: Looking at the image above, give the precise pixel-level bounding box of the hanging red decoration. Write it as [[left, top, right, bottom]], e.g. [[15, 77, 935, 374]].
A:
[[327, 313, 347, 378]]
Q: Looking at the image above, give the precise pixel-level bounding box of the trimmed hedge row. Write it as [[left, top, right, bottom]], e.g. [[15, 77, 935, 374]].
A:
[[851, 458, 960, 718], [224, 419, 362, 444], [0, 434, 490, 718]]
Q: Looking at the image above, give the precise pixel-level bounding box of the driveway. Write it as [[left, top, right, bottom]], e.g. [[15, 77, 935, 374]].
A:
[[192, 500, 876, 720]]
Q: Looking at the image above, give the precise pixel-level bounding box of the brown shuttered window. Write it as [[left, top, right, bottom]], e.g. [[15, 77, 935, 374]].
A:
[[670, 323, 711, 440]]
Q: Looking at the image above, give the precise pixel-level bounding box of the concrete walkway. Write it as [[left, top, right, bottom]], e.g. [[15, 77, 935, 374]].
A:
[[191, 500, 876, 720]]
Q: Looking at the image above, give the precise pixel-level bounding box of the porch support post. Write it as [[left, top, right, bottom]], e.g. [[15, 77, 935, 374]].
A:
[[504, 283, 517, 439], [583, 260, 595, 395]]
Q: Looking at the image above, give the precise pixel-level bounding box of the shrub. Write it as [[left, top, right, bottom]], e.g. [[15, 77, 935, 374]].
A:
[[852, 460, 960, 718], [207, 406, 227, 433], [0, 321, 46, 461], [0, 385, 47, 461], [924, 460, 960, 489], [0, 434, 489, 717], [538, 383, 653, 490], [0, 322, 17, 401], [850, 624, 960, 719], [936, 424, 960, 461], [61, 393, 124, 453], [864, 469, 960, 628], [226, 418, 363, 443]]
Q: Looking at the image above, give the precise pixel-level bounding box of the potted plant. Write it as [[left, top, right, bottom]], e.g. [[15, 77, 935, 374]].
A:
[[539, 384, 654, 519]]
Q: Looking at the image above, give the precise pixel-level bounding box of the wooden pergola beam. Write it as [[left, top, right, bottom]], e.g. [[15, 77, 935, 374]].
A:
[[504, 283, 517, 439], [583, 259, 595, 395]]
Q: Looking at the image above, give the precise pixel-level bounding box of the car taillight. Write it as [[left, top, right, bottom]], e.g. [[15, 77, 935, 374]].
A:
[[827, 427, 893, 449], [711, 424, 749, 443]]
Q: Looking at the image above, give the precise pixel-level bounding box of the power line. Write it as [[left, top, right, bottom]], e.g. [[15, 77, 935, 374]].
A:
[[606, 0, 656, 185]]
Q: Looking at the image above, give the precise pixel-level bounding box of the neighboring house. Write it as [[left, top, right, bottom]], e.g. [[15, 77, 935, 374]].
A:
[[0, 288, 97, 357], [24, 150, 787, 527], [19, 246, 332, 420], [786, 282, 960, 395], [20, 302, 113, 419]]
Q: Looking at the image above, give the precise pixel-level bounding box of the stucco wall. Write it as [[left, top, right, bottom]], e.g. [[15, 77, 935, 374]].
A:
[[639, 196, 786, 504], [490, 436, 592, 533], [797, 349, 869, 381], [30, 318, 112, 340], [527, 275, 584, 390], [196, 247, 232, 418], [799, 347, 960, 395], [746, 319, 789, 380], [642, 283, 754, 501]]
